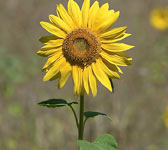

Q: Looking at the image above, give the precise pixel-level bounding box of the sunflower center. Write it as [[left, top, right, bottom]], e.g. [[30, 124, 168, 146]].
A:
[[62, 28, 100, 67], [160, 11, 167, 19], [73, 38, 90, 52]]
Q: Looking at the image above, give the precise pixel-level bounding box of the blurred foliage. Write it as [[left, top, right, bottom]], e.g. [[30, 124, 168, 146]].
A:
[[7, 139, 17, 150], [149, 35, 168, 84], [8, 103, 23, 117], [0, 48, 41, 97], [0, 50, 25, 83]]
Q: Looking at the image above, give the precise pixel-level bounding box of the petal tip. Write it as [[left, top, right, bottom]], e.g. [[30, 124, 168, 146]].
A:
[[43, 76, 48, 82], [36, 50, 42, 56], [40, 21, 45, 26], [108, 85, 112, 92], [93, 93, 97, 97]]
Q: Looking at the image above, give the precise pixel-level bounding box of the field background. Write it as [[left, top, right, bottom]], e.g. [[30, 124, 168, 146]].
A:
[[0, 0, 168, 150]]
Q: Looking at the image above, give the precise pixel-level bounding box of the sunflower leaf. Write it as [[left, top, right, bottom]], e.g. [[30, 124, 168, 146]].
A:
[[77, 134, 118, 150], [77, 140, 99, 150], [38, 99, 78, 108], [84, 111, 112, 120], [94, 134, 118, 150], [109, 78, 114, 93]]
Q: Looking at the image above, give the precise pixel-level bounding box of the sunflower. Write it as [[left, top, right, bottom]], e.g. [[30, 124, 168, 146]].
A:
[[150, 7, 168, 30], [163, 106, 168, 128], [37, 0, 134, 97]]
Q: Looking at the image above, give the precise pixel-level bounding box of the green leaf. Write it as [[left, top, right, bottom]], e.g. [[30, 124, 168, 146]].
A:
[[84, 111, 112, 120], [77, 134, 118, 150], [78, 140, 100, 150], [94, 134, 118, 150], [109, 78, 114, 93], [38, 99, 78, 108]]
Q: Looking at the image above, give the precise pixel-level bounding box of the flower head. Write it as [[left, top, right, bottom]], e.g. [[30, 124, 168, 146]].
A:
[[150, 7, 168, 30], [163, 106, 168, 128], [37, 0, 134, 97]]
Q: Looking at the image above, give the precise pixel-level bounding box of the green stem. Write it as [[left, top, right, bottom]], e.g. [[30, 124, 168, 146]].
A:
[[78, 94, 84, 140], [69, 105, 79, 128], [83, 118, 87, 129]]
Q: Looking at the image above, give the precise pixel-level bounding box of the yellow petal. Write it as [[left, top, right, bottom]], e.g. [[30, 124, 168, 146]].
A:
[[45, 39, 63, 45], [102, 43, 134, 52], [58, 62, 72, 88], [72, 65, 79, 95], [88, 66, 97, 97], [42, 51, 63, 71], [96, 11, 120, 33], [116, 66, 123, 74], [49, 73, 60, 81], [39, 36, 57, 43], [56, 4, 75, 29], [49, 15, 72, 33], [40, 22, 66, 38], [83, 67, 90, 95], [91, 3, 109, 31], [100, 26, 127, 38], [115, 52, 133, 60], [40, 39, 63, 50], [43, 57, 66, 81], [36, 49, 57, 57], [100, 51, 132, 66], [102, 58, 123, 73], [36, 47, 62, 57], [68, 0, 82, 27], [92, 61, 112, 92], [82, 0, 90, 27], [98, 3, 109, 13], [101, 33, 131, 43], [97, 59, 120, 79], [88, 1, 99, 29]]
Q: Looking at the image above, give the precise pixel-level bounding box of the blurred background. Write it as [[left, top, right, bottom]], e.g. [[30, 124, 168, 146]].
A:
[[0, 0, 168, 150]]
